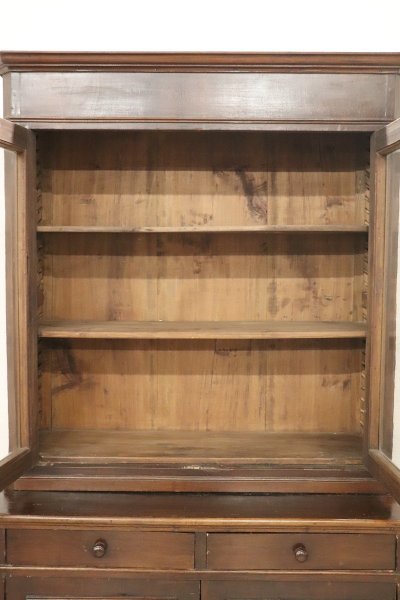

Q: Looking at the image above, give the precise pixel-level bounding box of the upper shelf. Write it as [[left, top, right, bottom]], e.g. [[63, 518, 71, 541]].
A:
[[37, 225, 369, 234], [38, 320, 367, 340]]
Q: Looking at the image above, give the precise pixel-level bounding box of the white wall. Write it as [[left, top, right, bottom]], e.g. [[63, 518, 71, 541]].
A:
[[1, 0, 400, 459]]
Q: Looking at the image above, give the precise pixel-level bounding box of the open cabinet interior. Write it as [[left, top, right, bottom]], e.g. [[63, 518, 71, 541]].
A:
[[5, 54, 400, 600], [33, 130, 370, 473]]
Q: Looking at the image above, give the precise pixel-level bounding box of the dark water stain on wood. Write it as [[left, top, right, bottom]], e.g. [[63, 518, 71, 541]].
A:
[[51, 344, 85, 395], [235, 166, 268, 223], [268, 280, 279, 317]]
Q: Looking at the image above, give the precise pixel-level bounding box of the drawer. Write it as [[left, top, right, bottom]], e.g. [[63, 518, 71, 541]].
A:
[[7, 529, 194, 569], [205, 580, 396, 600], [6, 576, 200, 600], [206, 533, 395, 570]]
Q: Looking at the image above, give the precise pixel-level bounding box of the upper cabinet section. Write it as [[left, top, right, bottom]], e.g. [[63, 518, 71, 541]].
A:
[[1, 53, 400, 130]]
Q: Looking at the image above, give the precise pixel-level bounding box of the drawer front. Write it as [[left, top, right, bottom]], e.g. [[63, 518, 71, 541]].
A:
[[204, 580, 396, 600], [207, 533, 395, 570], [7, 529, 194, 569], [6, 576, 199, 600]]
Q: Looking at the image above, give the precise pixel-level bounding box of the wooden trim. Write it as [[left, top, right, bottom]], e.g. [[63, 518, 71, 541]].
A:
[[373, 118, 400, 153], [366, 120, 400, 501], [17, 120, 386, 132], [0, 119, 29, 152], [37, 224, 369, 234], [1, 52, 400, 73], [0, 449, 32, 491], [37, 320, 368, 341], [194, 533, 207, 569], [15, 130, 38, 452], [1, 569, 398, 582], [366, 140, 387, 454], [0, 120, 37, 489], [12, 463, 384, 494], [0, 529, 4, 564], [368, 450, 400, 503]]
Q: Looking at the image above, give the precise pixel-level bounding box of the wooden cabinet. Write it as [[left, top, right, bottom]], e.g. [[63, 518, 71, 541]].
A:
[[2, 52, 400, 598], [0, 53, 399, 494]]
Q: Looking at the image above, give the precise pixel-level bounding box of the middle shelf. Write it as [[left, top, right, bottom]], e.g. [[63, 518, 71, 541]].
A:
[[38, 320, 367, 340]]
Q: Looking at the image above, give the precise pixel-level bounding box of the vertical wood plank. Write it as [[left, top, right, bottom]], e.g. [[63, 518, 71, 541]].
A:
[[0, 530, 5, 564], [366, 141, 387, 454], [194, 532, 207, 569]]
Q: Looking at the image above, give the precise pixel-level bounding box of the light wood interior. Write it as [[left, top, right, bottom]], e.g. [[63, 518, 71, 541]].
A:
[[39, 131, 368, 228], [39, 339, 363, 433], [38, 320, 367, 340], [38, 430, 363, 465], [37, 130, 369, 468]]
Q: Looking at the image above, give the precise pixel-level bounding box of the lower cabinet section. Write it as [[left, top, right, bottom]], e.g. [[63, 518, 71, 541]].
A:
[[4, 578, 397, 600], [5, 577, 199, 600], [203, 580, 397, 600]]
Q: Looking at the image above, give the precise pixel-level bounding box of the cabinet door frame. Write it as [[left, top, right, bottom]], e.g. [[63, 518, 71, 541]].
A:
[[0, 118, 37, 490], [367, 117, 400, 500]]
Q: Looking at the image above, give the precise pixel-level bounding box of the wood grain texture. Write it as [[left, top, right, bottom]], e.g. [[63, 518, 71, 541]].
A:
[[366, 121, 400, 504], [4, 72, 396, 125], [2, 51, 400, 72], [11, 464, 381, 494], [365, 141, 386, 454], [0, 118, 29, 151], [16, 125, 38, 453], [37, 224, 369, 233], [8, 529, 194, 569], [372, 117, 400, 153], [38, 320, 367, 340], [204, 580, 396, 600], [206, 532, 395, 570], [0, 118, 37, 490], [5, 577, 199, 600], [4, 149, 18, 451], [0, 529, 4, 564], [39, 131, 368, 228], [368, 450, 400, 507], [380, 149, 400, 458], [38, 430, 363, 465], [0, 450, 32, 492], [1, 491, 397, 531], [41, 234, 365, 322], [39, 339, 363, 433]]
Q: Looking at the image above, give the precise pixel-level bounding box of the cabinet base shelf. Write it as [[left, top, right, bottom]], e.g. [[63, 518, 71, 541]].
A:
[[38, 430, 364, 466]]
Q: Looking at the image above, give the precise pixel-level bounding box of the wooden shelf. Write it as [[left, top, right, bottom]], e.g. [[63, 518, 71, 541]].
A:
[[38, 320, 367, 340], [39, 430, 363, 466], [37, 224, 369, 234]]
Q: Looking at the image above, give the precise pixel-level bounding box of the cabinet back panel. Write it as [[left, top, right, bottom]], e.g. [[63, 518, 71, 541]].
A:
[[38, 131, 368, 227], [39, 339, 362, 433], [41, 233, 364, 321]]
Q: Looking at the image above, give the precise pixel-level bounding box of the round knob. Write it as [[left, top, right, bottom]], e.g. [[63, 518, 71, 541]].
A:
[[92, 539, 107, 558], [293, 543, 308, 563]]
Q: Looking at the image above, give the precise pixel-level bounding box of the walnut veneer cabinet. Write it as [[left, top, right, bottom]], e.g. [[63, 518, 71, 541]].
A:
[[2, 52, 400, 600]]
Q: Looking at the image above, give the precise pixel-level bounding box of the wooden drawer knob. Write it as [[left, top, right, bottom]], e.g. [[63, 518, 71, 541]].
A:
[[293, 543, 308, 563], [92, 539, 107, 558]]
